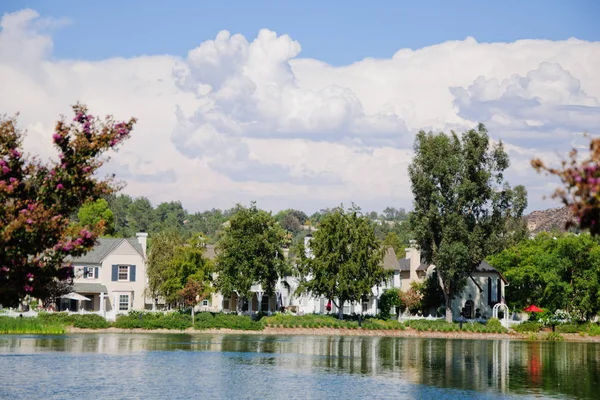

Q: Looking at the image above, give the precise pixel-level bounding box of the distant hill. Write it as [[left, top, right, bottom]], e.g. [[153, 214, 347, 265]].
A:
[[524, 207, 576, 234]]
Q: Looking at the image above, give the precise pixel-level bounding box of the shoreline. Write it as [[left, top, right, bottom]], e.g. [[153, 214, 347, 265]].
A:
[[64, 326, 600, 342]]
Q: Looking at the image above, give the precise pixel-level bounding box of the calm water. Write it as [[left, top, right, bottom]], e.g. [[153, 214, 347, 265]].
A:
[[1, 334, 599, 399]]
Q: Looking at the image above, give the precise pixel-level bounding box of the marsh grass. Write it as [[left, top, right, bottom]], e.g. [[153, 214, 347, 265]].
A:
[[0, 316, 65, 334]]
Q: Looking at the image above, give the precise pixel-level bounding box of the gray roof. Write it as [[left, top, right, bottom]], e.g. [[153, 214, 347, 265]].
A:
[[382, 247, 400, 270], [70, 238, 144, 265], [416, 263, 429, 271], [73, 282, 108, 294], [398, 258, 410, 271]]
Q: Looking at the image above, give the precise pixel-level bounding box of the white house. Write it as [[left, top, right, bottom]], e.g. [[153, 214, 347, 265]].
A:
[[207, 234, 403, 316], [62, 233, 150, 313], [398, 246, 508, 320]]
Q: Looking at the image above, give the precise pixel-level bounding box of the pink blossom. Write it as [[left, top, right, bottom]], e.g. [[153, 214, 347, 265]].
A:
[[24, 285, 33, 293], [56, 183, 64, 190], [1, 166, 8, 174], [52, 133, 61, 142], [26, 219, 33, 224], [26, 273, 34, 281], [9, 177, 16, 183]]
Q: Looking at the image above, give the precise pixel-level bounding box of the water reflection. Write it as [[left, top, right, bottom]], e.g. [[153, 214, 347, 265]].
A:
[[1, 334, 599, 399]]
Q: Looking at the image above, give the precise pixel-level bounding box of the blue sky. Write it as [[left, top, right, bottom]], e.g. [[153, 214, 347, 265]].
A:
[[1, 2, 599, 213], [2, 0, 599, 65]]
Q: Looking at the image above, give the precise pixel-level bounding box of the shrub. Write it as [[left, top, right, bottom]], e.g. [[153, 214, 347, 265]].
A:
[[487, 318, 502, 329], [194, 312, 263, 331], [115, 311, 191, 330], [556, 324, 579, 334], [544, 332, 564, 341], [513, 321, 542, 333], [587, 324, 600, 336], [71, 314, 110, 329]]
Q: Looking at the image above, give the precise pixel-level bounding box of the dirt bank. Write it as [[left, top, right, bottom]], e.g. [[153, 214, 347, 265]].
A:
[[66, 326, 600, 342]]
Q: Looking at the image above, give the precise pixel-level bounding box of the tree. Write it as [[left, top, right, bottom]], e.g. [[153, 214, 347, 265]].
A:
[[280, 213, 301, 234], [0, 104, 135, 306], [532, 137, 600, 235], [383, 207, 407, 222], [126, 197, 155, 233], [153, 201, 186, 233], [214, 203, 286, 306], [487, 233, 600, 320], [162, 235, 213, 305], [106, 193, 133, 237], [383, 232, 406, 258], [408, 124, 527, 321], [295, 207, 391, 319], [379, 288, 403, 320], [77, 198, 115, 236], [147, 230, 184, 304]]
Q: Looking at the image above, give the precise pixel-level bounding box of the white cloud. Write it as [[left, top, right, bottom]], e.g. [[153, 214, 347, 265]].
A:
[[1, 9, 599, 213]]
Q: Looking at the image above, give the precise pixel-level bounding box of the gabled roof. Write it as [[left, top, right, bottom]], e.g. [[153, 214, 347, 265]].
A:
[[476, 261, 508, 283], [416, 263, 429, 271], [382, 247, 400, 270], [70, 238, 144, 265], [398, 258, 410, 271]]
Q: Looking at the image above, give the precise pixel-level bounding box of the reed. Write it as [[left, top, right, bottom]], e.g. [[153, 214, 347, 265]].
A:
[[0, 316, 66, 334]]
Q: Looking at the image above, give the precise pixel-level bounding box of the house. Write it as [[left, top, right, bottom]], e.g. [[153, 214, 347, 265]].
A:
[[399, 246, 508, 320], [207, 232, 403, 316], [61, 233, 150, 313]]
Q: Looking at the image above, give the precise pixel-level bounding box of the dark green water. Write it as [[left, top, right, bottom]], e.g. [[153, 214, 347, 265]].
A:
[[1, 334, 598, 399]]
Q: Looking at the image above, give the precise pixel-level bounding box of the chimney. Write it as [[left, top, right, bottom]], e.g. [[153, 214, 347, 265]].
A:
[[304, 233, 313, 259], [136, 232, 148, 258], [404, 242, 421, 284]]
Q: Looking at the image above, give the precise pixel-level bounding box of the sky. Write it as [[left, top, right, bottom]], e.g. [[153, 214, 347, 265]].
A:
[[1, 1, 599, 214]]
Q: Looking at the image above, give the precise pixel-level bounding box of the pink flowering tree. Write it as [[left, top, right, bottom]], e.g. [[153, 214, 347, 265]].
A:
[[532, 137, 600, 235], [0, 104, 136, 306]]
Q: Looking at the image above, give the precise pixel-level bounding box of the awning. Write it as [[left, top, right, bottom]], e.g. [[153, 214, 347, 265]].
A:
[[61, 292, 91, 301], [72, 282, 108, 294]]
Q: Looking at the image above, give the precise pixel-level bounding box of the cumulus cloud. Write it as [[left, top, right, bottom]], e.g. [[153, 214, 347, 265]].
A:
[[452, 62, 600, 148], [1, 9, 599, 213]]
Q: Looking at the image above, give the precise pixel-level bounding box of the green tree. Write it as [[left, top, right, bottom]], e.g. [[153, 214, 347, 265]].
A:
[[147, 230, 184, 304], [214, 203, 286, 306], [0, 104, 135, 306], [77, 198, 115, 235], [107, 193, 133, 237], [383, 232, 406, 258], [153, 201, 187, 233], [126, 197, 156, 233], [408, 124, 527, 321], [487, 233, 600, 320], [295, 207, 391, 319], [379, 288, 403, 319], [163, 235, 213, 305]]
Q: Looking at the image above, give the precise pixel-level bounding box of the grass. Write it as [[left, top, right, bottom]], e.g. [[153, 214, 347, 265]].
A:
[[0, 316, 65, 334]]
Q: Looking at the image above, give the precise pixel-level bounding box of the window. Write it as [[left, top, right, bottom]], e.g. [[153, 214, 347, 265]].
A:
[[119, 294, 130, 311], [362, 301, 368, 313], [85, 268, 95, 279], [222, 299, 230, 311], [261, 295, 269, 311], [118, 265, 129, 281], [201, 299, 209, 307], [491, 279, 498, 303]]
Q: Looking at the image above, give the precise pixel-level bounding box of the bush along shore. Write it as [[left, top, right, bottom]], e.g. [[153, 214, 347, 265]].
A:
[[3, 312, 600, 341]]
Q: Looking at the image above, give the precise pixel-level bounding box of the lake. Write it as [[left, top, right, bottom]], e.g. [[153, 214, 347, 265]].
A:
[[1, 333, 599, 399]]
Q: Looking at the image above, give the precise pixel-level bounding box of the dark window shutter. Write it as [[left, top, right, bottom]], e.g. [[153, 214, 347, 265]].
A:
[[112, 265, 118, 281], [94, 267, 99, 279], [130, 265, 136, 282], [497, 279, 501, 304], [487, 278, 492, 306], [83, 267, 88, 279]]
